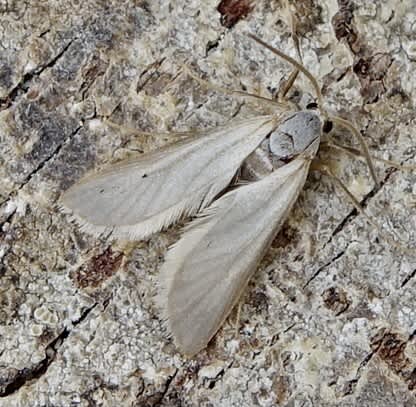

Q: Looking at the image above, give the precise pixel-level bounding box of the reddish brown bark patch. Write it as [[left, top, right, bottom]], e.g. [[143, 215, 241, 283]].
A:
[[73, 247, 123, 288], [352, 53, 393, 103], [371, 329, 416, 391], [217, 0, 255, 28], [322, 286, 351, 316], [291, 0, 323, 36], [271, 224, 299, 249], [332, 0, 360, 51], [273, 375, 291, 405], [372, 331, 408, 371], [331, 0, 394, 103]]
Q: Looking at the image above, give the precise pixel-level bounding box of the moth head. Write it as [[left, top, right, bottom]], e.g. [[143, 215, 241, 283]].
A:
[[268, 111, 321, 161]]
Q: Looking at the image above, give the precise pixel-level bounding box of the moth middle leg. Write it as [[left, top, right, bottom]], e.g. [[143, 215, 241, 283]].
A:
[[322, 139, 416, 172], [310, 160, 413, 254]]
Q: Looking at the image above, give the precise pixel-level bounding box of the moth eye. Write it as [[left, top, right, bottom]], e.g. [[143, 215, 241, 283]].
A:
[[306, 102, 318, 110], [323, 120, 333, 133]]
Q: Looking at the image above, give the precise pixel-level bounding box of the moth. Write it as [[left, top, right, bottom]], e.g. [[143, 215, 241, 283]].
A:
[[60, 34, 378, 356]]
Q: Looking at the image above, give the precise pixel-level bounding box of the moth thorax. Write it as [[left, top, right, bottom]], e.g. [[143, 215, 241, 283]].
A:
[[269, 111, 321, 161], [240, 111, 322, 182]]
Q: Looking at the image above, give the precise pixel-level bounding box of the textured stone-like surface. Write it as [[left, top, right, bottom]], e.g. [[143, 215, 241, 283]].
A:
[[0, 0, 415, 406]]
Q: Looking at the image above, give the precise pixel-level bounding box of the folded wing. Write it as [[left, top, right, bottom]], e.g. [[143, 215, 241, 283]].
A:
[[159, 154, 313, 355], [60, 116, 276, 239]]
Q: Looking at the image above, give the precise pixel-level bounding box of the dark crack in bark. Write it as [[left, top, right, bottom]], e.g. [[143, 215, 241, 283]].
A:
[[205, 34, 224, 56], [303, 245, 349, 288], [21, 124, 83, 188], [0, 302, 97, 397], [0, 122, 82, 234], [341, 350, 375, 396], [142, 368, 179, 407], [401, 268, 416, 288], [0, 40, 74, 111], [324, 162, 402, 249], [207, 361, 233, 390]]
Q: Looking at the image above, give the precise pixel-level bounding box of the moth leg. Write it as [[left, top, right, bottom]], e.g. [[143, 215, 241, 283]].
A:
[[278, 67, 300, 101], [248, 33, 324, 112], [313, 162, 413, 254], [329, 116, 379, 186], [179, 62, 286, 110], [234, 301, 243, 336], [323, 140, 416, 171]]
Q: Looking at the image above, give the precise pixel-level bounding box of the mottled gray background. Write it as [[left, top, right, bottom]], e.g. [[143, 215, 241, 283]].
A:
[[1, 0, 416, 406]]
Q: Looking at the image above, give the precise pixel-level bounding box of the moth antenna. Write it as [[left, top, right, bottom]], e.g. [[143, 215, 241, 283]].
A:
[[279, 0, 302, 99], [247, 33, 324, 114], [329, 115, 379, 186], [179, 62, 288, 110], [286, 1, 302, 62], [104, 119, 196, 140], [317, 164, 414, 254], [323, 140, 416, 171], [248, 34, 379, 186]]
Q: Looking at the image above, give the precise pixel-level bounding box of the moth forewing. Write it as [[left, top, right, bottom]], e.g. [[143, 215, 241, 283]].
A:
[[158, 139, 320, 356], [59, 30, 331, 355], [60, 115, 278, 240]]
